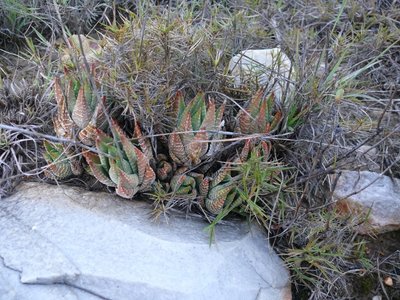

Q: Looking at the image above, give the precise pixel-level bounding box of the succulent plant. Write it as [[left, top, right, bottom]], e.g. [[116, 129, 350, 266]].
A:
[[155, 154, 174, 181], [169, 167, 208, 199], [168, 92, 225, 167], [198, 164, 237, 214], [43, 140, 83, 179], [236, 139, 271, 163], [169, 167, 203, 199], [83, 119, 155, 199], [53, 68, 106, 146], [44, 69, 105, 180], [236, 89, 282, 134]]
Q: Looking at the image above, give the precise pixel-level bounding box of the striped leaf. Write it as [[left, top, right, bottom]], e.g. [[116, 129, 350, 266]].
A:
[[116, 169, 139, 199], [83, 151, 116, 187], [72, 85, 91, 129]]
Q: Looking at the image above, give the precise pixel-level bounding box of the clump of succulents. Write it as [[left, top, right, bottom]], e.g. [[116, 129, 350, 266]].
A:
[[236, 89, 282, 134], [43, 140, 83, 179], [83, 119, 155, 198], [53, 69, 105, 146], [169, 167, 203, 199], [44, 81, 281, 214], [43, 65, 106, 179], [168, 92, 225, 167]]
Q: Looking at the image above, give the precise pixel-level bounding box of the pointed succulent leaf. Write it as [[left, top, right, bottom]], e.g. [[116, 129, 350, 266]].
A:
[[79, 122, 97, 146], [170, 173, 185, 193], [116, 169, 139, 199], [188, 126, 208, 165], [83, 79, 96, 111], [110, 123, 139, 174], [206, 99, 225, 157], [109, 159, 120, 185], [211, 164, 231, 188], [270, 111, 282, 129], [64, 79, 76, 113], [134, 121, 153, 161], [120, 157, 133, 174], [260, 141, 271, 161], [248, 89, 263, 117], [110, 119, 125, 142], [43, 141, 73, 179], [238, 139, 252, 162], [139, 166, 156, 191], [206, 184, 234, 214], [172, 174, 196, 195], [55, 87, 75, 139], [179, 112, 194, 149], [134, 146, 151, 185], [54, 77, 64, 106], [43, 140, 63, 161], [173, 90, 185, 121], [177, 99, 190, 129], [95, 129, 114, 170], [44, 162, 73, 179], [201, 99, 216, 134], [83, 151, 116, 187], [238, 108, 252, 134], [92, 96, 107, 130], [156, 159, 173, 181], [256, 97, 267, 132], [190, 94, 206, 131], [72, 85, 90, 129], [168, 132, 188, 165], [199, 177, 210, 197], [68, 79, 80, 114]]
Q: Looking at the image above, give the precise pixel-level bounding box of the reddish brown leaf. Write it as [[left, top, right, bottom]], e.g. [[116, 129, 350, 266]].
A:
[[116, 169, 138, 199], [168, 132, 187, 165], [72, 86, 90, 129], [206, 184, 233, 214], [140, 166, 156, 191], [238, 109, 252, 134], [188, 127, 208, 165], [134, 121, 153, 160], [199, 177, 210, 197], [54, 77, 64, 106], [133, 146, 150, 184], [79, 122, 97, 146]]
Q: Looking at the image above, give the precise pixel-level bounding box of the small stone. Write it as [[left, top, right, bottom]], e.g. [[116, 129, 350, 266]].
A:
[[332, 170, 400, 234], [228, 48, 293, 103], [384, 276, 393, 287]]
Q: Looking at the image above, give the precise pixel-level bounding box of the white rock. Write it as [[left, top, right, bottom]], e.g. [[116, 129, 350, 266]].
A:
[[228, 48, 293, 102], [0, 182, 291, 300], [332, 170, 400, 234]]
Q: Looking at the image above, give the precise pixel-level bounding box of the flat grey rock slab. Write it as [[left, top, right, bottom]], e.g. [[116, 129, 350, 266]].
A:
[[332, 170, 400, 234], [0, 182, 291, 300]]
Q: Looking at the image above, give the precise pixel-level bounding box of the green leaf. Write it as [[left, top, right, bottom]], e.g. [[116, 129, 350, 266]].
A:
[[109, 159, 120, 185], [83, 151, 116, 187]]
